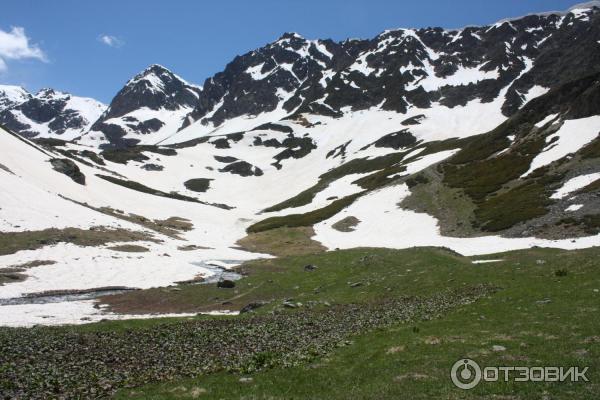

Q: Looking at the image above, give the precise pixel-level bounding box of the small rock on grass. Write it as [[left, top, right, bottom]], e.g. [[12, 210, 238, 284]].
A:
[[217, 279, 236, 288], [386, 345, 405, 354], [492, 345, 507, 352], [239, 377, 253, 383], [304, 264, 318, 271], [424, 337, 441, 345], [240, 301, 267, 314], [283, 301, 297, 308], [190, 387, 207, 397]]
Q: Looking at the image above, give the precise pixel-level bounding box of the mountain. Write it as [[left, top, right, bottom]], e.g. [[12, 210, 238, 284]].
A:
[[80, 64, 202, 147], [164, 2, 600, 144], [5, 4, 600, 147], [0, 87, 106, 140], [1, 2, 600, 330]]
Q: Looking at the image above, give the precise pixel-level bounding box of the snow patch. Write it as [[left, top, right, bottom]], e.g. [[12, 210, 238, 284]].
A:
[[314, 184, 600, 256], [550, 172, 600, 199], [523, 116, 600, 177]]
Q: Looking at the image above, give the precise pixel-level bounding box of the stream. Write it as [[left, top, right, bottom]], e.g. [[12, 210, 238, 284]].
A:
[[0, 259, 244, 306]]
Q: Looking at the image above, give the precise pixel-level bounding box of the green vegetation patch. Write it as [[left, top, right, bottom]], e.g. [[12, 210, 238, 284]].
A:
[[248, 193, 363, 233], [406, 173, 430, 188], [236, 226, 326, 257], [258, 138, 464, 236], [107, 244, 150, 253], [59, 196, 194, 239], [331, 216, 361, 232], [437, 123, 556, 232], [100, 145, 177, 164], [0, 227, 154, 256], [0, 260, 56, 285], [474, 182, 551, 232], [443, 151, 538, 201], [260, 135, 465, 237], [263, 151, 410, 212]]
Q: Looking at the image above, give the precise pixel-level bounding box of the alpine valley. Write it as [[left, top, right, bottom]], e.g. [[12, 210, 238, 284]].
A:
[[1, 3, 600, 398]]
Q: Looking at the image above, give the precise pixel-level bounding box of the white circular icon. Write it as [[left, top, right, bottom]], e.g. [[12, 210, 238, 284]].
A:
[[451, 358, 482, 390]]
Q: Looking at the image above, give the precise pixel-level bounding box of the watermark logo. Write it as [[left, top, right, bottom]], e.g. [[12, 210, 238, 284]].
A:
[[451, 359, 590, 390], [451, 359, 482, 389]]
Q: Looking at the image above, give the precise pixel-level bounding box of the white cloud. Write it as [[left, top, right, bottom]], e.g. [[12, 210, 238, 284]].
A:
[[0, 26, 47, 72], [98, 34, 124, 48]]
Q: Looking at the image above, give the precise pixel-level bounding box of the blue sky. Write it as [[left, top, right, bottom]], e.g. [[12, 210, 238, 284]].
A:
[[0, 0, 582, 103]]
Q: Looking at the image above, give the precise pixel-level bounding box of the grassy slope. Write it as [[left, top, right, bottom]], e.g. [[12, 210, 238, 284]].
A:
[[235, 226, 326, 257], [104, 246, 600, 399], [101, 247, 466, 314], [0, 227, 155, 256]]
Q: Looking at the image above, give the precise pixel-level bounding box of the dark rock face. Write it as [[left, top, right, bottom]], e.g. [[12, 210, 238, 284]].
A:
[[141, 163, 164, 171], [49, 158, 86, 185], [183, 33, 340, 129], [401, 114, 425, 126], [214, 155, 238, 163], [252, 122, 294, 133], [371, 129, 418, 150], [211, 138, 231, 149], [251, 133, 317, 169], [219, 161, 264, 177], [184, 178, 212, 192]]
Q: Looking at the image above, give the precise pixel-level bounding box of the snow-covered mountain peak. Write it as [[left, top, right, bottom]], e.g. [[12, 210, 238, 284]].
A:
[[81, 64, 203, 146], [276, 32, 305, 42], [35, 87, 64, 98], [0, 85, 31, 111], [125, 64, 193, 95], [0, 88, 106, 140]]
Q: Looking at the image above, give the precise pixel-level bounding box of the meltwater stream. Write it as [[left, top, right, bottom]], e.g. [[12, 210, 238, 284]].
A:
[[0, 259, 244, 307]]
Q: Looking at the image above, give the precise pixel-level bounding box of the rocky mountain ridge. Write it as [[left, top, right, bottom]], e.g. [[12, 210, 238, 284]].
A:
[[0, 86, 105, 140]]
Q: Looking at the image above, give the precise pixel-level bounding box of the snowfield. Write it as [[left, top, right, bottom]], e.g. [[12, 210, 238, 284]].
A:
[[314, 184, 600, 256]]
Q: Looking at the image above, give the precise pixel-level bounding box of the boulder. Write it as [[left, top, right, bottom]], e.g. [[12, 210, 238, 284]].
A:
[[50, 158, 86, 185], [217, 279, 236, 289]]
